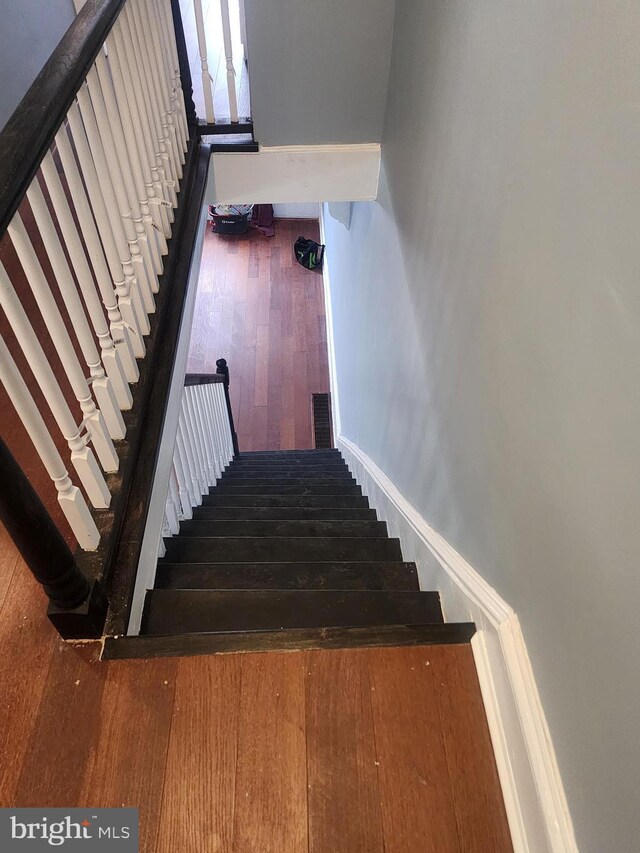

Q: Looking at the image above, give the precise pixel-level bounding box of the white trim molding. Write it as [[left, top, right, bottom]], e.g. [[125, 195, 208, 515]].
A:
[[319, 205, 576, 851], [207, 143, 381, 205]]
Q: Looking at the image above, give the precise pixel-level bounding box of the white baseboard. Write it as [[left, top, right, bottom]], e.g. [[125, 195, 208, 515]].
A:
[[320, 202, 575, 850]]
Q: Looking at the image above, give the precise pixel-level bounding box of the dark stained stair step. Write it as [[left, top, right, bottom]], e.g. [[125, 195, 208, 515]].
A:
[[104, 623, 477, 659], [238, 450, 340, 459], [214, 477, 356, 488], [176, 519, 387, 538], [225, 461, 349, 471], [154, 561, 420, 590], [210, 483, 362, 495], [202, 495, 370, 508], [163, 536, 402, 563], [220, 469, 351, 480], [141, 589, 443, 635], [191, 506, 377, 521]]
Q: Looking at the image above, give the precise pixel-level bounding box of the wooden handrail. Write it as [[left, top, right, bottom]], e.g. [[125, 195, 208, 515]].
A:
[[184, 373, 225, 386], [215, 358, 239, 456], [0, 0, 127, 239]]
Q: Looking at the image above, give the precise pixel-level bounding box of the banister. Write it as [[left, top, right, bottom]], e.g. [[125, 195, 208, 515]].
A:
[[216, 357, 239, 456], [0, 0, 127, 238], [184, 373, 226, 386]]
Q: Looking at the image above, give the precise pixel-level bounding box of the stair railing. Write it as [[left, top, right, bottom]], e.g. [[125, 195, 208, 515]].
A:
[[162, 373, 235, 543], [0, 0, 201, 636], [127, 365, 237, 634]]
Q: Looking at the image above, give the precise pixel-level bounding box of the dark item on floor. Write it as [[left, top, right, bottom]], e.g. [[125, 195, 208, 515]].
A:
[[209, 204, 253, 235], [294, 236, 325, 270], [251, 203, 275, 237]]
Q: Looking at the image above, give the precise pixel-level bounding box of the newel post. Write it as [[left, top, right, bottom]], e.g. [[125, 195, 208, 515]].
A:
[[216, 357, 240, 456], [171, 0, 197, 127], [0, 438, 107, 639]]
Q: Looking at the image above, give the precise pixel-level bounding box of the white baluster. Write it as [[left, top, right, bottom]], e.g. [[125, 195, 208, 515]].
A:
[[0, 336, 101, 550], [158, 537, 167, 558], [200, 383, 222, 481], [219, 0, 239, 122], [173, 431, 194, 518], [193, 385, 215, 489], [168, 467, 183, 524], [176, 411, 199, 507], [150, 0, 187, 157], [122, 3, 180, 190], [179, 406, 203, 504], [84, 69, 160, 301], [112, 16, 178, 216], [39, 151, 133, 415], [8, 213, 119, 474], [64, 103, 148, 358], [161, 508, 171, 537], [165, 471, 180, 533], [184, 388, 208, 494], [193, 0, 216, 123], [25, 179, 125, 448], [107, 22, 173, 237], [157, 0, 190, 147], [54, 123, 139, 383], [213, 381, 234, 464], [132, 0, 183, 179], [206, 381, 226, 472], [192, 385, 216, 485], [74, 88, 153, 335], [0, 262, 111, 508], [182, 392, 207, 496], [93, 46, 168, 264]]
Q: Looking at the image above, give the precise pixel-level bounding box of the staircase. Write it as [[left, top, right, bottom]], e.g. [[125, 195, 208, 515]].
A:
[[124, 449, 475, 656]]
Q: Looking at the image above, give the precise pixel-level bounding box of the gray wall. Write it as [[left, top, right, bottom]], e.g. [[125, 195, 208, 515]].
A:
[[323, 1, 640, 850], [244, 0, 395, 145], [0, 0, 76, 132]]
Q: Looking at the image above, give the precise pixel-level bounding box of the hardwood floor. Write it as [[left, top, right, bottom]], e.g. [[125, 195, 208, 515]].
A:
[[187, 218, 330, 451], [0, 519, 512, 851]]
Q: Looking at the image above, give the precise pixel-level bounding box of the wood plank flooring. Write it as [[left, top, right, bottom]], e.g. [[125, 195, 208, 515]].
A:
[[0, 527, 512, 851], [187, 218, 330, 450]]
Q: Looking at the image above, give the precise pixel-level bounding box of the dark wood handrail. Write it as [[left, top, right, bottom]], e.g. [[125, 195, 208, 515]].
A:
[[216, 358, 240, 456], [0, 0, 127, 238], [184, 373, 225, 386]]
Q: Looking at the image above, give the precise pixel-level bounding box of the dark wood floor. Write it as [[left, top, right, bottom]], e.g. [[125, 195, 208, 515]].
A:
[[187, 218, 330, 451], [0, 522, 512, 852]]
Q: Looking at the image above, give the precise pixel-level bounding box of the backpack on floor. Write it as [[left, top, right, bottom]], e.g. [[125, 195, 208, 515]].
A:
[[294, 236, 325, 270]]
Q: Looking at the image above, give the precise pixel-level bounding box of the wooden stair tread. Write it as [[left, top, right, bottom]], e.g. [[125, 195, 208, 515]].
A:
[[154, 561, 420, 590], [176, 519, 387, 538], [202, 494, 370, 508], [141, 589, 443, 635], [162, 536, 403, 563], [191, 506, 377, 520], [105, 623, 476, 659]]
